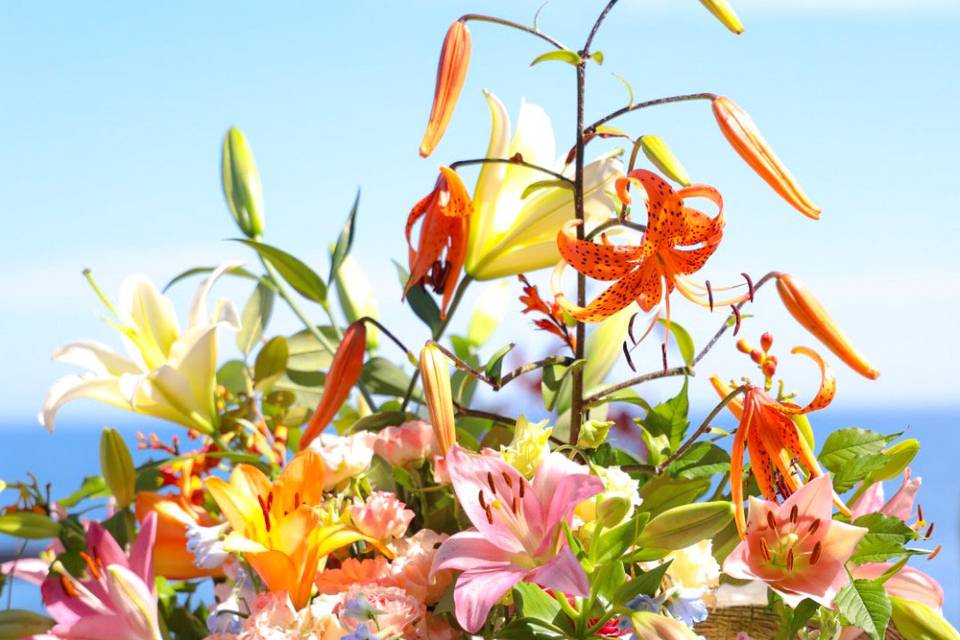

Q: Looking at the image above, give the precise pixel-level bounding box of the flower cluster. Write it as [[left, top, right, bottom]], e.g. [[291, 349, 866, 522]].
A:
[[1, 3, 952, 640]]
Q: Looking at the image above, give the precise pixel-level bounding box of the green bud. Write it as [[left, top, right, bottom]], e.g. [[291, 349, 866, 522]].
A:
[[99, 427, 136, 508], [890, 596, 960, 640], [0, 512, 61, 540], [790, 413, 815, 451], [221, 126, 264, 238], [578, 419, 612, 449], [638, 501, 734, 550], [640, 135, 691, 186], [334, 253, 380, 350], [869, 438, 920, 483], [597, 495, 631, 528], [0, 609, 56, 639]]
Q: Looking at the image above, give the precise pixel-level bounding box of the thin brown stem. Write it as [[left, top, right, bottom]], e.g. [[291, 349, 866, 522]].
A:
[[461, 14, 566, 50], [453, 402, 516, 426], [584, 366, 690, 407], [449, 158, 574, 185], [583, 0, 621, 55], [654, 384, 747, 475], [692, 271, 778, 366], [585, 92, 717, 136], [427, 341, 572, 391], [358, 316, 412, 358], [569, 50, 588, 448]]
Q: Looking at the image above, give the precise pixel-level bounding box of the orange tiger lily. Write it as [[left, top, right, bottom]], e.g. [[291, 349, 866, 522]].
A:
[[404, 166, 473, 318], [206, 451, 373, 609], [711, 346, 850, 538], [553, 169, 747, 323]]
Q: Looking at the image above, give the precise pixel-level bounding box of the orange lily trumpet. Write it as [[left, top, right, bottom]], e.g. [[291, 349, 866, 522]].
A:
[[711, 346, 850, 538], [206, 450, 372, 609], [419, 20, 472, 158], [553, 170, 747, 323], [404, 166, 473, 318], [775, 273, 879, 380], [712, 96, 820, 220], [134, 492, 223, 580], [301, 321, 367, 449]]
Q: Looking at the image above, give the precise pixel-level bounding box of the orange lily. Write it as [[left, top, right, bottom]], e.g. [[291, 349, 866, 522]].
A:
[[300, 321, 367, 449], [419, 20, 472, 158], [711, 346, 850, 538], [404, 167, 473, 318], [775, 272, 879, 380], [553, 169, 747, 323], [134, 492, 223, 580], [206, 451, 371, 609], [712, 96, 820, 220]]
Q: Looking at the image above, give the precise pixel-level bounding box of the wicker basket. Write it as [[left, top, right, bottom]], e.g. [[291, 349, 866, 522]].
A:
[[695, 607, 905, 639]]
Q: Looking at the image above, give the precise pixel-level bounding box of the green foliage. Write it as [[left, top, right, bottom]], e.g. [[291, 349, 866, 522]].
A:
[[851, 513, 920, 563], [0, 512, 61, 540], [635, 379, 689, 449], [237, 283, 275, 356], [234, 238, 328, 303], [818, 428, 899, 492], [393, 261, 442, 336], [328, 189, 360, 285], [836, 579, 891, 640], [530, 49, 582, 66]]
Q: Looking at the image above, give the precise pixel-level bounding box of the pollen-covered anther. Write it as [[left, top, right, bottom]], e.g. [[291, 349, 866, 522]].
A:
[[810, 541, 822, 565], [742, 272, 755, 301], [759, 537, 771, 562], [257, 494, 272, 532], [478, 491, 487, 510], [925, 521, 935, 539], [786, 548, 795, 571], [79, 551, 102, 580], [928, 544, 942, 561], [487, 472, 496, 494], [502, 472, 513, 488], [789, 504, 798, 524], [766, 511, 777, 531], [807, 518, 821, 535]]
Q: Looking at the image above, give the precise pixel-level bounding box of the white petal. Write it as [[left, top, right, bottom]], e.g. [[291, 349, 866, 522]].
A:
[[39, 375, 129, 432], [52, 341, 142, 377], [118, 274, 180, 368], [188, 261, 244, 329]]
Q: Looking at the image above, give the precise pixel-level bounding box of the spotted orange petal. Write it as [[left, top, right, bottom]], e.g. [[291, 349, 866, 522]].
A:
[[556, 220, 646, 281]]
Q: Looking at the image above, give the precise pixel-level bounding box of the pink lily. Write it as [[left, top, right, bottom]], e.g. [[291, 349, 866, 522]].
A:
[[850, 468, 921, 522], [852, 562, 943, 610], [723, 474, 867, 607], [431, 446, 603, 633], [33, 513, 161, 640]]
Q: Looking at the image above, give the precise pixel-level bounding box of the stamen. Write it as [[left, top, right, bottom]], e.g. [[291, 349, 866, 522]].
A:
[[511, 496, 518, 514], [928, 544, 942, 561], [293, 492, 300, 509], [478, 491, 487, 510], [257, 495, 272, 532], [807, 518, 821, 535], [731, 305, 743, 335], [661, 343, 668, 372], [266, 491, 274, 512], [623, 341, 636, 372], [628, 313, 639, 345], [79, 551, 101, 580], [790, 505, 798, 525], [759, 537, 771, 562], [518, 479, 525, 498], [742, 272, 754, 302], [484, 505, 494, 525], [502, 472, 513, 488], [766, 511, 777, 531], [918, 504, 924, 522], [487, 472, 496, 494], [925, 522, 935, 538], [706, 280, 714, 312], [786, 549, 795, 571], [810, 541, 822, 565], [60, 575, 78, 598]]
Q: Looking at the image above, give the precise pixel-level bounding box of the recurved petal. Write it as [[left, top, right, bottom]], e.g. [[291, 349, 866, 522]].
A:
[[882, 469, 921, 521], [777, 473, 835, 523], [118, 274, 180, 368], [526, 544, 589, 597], [532, 452, 603, 538], [853, 563, 943, 609], [205, 475, 261, 535], [39, 374, 130, 432], [52, 341, 141, 377], [452, 565, 528, 634], [246, 549, 298, 597], [556, 221, 644, 281], [188, 260, 245, 329], [431, 530, 513, 573], [104, 565, 161, 640]]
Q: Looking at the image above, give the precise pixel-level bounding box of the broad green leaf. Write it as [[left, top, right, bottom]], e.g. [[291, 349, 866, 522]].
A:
[[350, 411, 412, 434], [234, 239, 327, 303], [636, 378, 690, 448], [286, 326, 338, 371], [657, 318, 695, 366], [328, 189, 360, 285], [0, 512, 61, 539], [530, 49, 582, 67], [819, 428, 897, 472], [836, 580, 890, 640], [667, 442, 730, 479], [484, 344, 515, 380], [586, 387, 651, 410], [361, 357, 415, 398], [777, 599, 821, 640], [162, 264, 269, 293], [513, 582, 563, 623], [254, 336, 289, 387], [851, 514, 919, 563], [592, 561, 627, 603], [592, 514, 644, 565], [832, 452, 887, 493], [217, 360, 251, 395], [638, 476, 710, 518], [393, 261, 442, 336], [236, 283, 275, 356]]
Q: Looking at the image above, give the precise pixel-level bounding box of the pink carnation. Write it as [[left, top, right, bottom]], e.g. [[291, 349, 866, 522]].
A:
[[309, 432, 376, 490], [374, 420, 436, 467], [387, 529, 453, 604], [339, 584, 425, 639], [350, 491, 415, 541], [229, 591, 346, 640]]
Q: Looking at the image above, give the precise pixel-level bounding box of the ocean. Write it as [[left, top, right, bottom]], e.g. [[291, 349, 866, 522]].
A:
[[2, 405, 958, 623]]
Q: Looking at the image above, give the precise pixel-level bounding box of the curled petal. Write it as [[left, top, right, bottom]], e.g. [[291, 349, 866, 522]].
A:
[[556, 220, 645, 281], [712, 97, 820, 219], [771, 346, 836, 415], [419, 21, 472, 158], [776, 273, 879, 379]]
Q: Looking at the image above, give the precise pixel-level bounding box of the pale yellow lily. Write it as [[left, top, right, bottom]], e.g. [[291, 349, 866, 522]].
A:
[[464, 91, 624, 280], [39, 262, 242, 433]]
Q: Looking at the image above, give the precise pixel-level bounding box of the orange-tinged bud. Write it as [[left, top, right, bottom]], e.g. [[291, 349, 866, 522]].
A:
[[775, 273, 879, 380], [712, 96, 821, 220], [760, 331, 773, 353], [300, 322, 367, 449], [735, 338, 752, 354], [420, 342, 456, 455], [419, 20, 472, 158], [749, 348, 763, 365]]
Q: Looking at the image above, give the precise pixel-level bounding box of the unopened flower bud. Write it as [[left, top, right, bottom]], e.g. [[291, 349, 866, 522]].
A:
[[761, 356, 778, 380], [629, 611, 700, 640], [333, 254, 380, 350], [736, 338, 752, 354], [221, 127, 264, 238], [760, 331, 773, 353], [889, 596, 960, 640], [578, 419, 612, 449], [100, 427, 136, 508], [419, 20, 472, 158], [637, 501, 734, 550], [301, 322, 367, 449], [868, 439, 920, 483], [420, 342, 456, 455], [0, 610, 55, 638], [698, 0, 744, 35], [639, 135, 691, 186], [749, 348, 763, 364]]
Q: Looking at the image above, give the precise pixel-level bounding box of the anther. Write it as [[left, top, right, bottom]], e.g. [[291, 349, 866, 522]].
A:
[[807, 518, 821, 535], [790, 505, 798, 525], [502, 472, 513, 488], [518, 480, 525, 498], [810, 541, 822, 565], [60, 575, 78, 598], [706, 280, 714, 312], [484, 505, 494, 525], [928, 544, 942, 561], [759, 537, 771, 562], [478, 491, 487, 510], [257, 495, 271, 532], [79, 551, 101, 581], [742, 272, 754, 302], [293, 492, 300, 509], [925, 522, 935, 539], [487, 472, 496, 494], [511, 497, 518, 514], [731, 305, 743, 335], [917, 504, 924, 522], [623, 341, 637, 372], [786, 549, 795, 571], [766, 511, 777, 531]]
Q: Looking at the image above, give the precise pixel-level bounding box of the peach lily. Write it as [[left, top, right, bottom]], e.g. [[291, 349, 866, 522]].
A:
[[553, 169, 746, 323], [134, 492, 223, 580], [711, 346, 848, 538], [723, 475, 867, 607], [205, 450, 372, 609], [419, 20, 472, 158], [404, 167, 473, 318]]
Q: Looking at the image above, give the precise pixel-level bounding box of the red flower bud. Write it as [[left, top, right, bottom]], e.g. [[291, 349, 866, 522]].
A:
[[419, 20, 472, 158]]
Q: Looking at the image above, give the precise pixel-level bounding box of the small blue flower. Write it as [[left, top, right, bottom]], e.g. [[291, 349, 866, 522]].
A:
[[625, 593, 666, 614], [341, 623, 378, 640], [342, 594, 379, 622], [669, 596, 709, 627]]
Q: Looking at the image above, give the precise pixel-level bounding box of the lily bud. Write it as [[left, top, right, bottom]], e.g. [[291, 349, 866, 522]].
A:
[[712, 96, 820, 219], [775, 273, 879, 379], [0, 610, 55, 638], [638, 501, 734, 550], [419, 20, 472, 158], [698, 0, 744, 35], [639, 135, 691, 186], [333, 254, 380, 350], [221, 127, 264, 238], [100, 427, 136, 509], [300, 322, 367, 449], [0, 512, 61, 539], [420, 342, 456, 455], [629, 611, 700, 640], [868, 438, 920, 483], [889, 596, 960, 640], [578, 419, 612, 449]]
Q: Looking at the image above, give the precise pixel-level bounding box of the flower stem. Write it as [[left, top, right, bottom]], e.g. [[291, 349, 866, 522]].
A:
[[585, 92, 717, 135], [460, 13, 566, 50], [449, 157, 574, 186]]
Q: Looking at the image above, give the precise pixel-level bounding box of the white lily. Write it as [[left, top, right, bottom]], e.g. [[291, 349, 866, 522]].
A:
[[464, 90, 624, 280], [39, 262, 242, 433]]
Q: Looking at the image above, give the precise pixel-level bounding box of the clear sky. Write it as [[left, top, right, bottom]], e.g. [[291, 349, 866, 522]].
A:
[[1, 0, 958, 424]]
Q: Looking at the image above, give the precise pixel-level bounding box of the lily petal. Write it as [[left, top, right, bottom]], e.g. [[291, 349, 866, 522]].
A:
[[526, 544, 589, 597], [452, 565, 528, 634]]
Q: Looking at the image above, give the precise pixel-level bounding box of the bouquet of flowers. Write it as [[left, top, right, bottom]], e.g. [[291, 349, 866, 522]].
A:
[[1, 2, 954, 639]]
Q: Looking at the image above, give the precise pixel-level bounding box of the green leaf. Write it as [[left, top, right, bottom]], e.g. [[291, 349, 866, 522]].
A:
[[0, 609, 56, 638], [587, 388, 651, 410], [832, 453, 887, 493], [530, 49, 582, 67], [777, 599, 821, 640], [836, 579, 891, 640], [361, 357, 415, 398], [638, 476, 710, 518], [521, 179, 573, 200], [667, 442, 730, 479], [286, 326, 338, 371], [484, 344, 515, 380], [217, 360, 251, 395], [162, 264, 269, 293], [613, 561, 672, 606], [851, 514, 919, 563], [819, 428, 897, 472], [592, 561, 627, 603], [234, 238, 327, 303], [254, 336, 289, 387], [350, 411, 412, 434], [236, 283, 275, 356], [393, 261, 442, 336], [328, 189, 360, 285], [611, 72, 634, 107], [513, 582, 563, 622], [0, 512, 61, 539], [57, 475, 108, 508], [592, 514, 644, 565], [590, 50, 604, 65], [656, 319, 695, 366], [636, 378, 690, 448]]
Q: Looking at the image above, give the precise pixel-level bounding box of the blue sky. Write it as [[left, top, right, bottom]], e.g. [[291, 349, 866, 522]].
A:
[[1, 0, 958, 425]]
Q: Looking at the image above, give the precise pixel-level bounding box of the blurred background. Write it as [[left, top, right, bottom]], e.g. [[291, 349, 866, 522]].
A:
[[2, 0, 958, 621]]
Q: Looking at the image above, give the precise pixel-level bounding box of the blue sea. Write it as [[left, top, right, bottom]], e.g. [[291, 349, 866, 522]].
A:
[[2, 406, 958, 622]]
